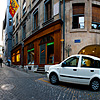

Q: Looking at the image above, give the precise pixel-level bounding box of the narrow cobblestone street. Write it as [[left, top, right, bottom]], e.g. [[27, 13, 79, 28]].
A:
[[0, 64, 100, 100]]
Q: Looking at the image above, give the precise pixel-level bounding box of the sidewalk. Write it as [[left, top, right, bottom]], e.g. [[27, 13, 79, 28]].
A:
[[6, 64, 46, 76]]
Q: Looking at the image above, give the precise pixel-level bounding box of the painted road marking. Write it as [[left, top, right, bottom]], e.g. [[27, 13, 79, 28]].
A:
[[36, 78, 66, 87]]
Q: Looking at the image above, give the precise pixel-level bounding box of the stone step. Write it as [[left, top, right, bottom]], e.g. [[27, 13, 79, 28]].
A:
[[36, 67, 45, 74]]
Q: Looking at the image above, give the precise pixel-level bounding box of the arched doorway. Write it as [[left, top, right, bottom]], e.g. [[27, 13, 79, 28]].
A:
[[78, 45, 100, 58]]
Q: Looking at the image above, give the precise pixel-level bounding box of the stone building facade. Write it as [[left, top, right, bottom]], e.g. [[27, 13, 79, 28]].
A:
[[11, 0, 100, 67], [3, 0, 13, 62]]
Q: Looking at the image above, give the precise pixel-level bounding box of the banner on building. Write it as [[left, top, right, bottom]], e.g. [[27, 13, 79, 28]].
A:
[[9, 0, 19, 17]]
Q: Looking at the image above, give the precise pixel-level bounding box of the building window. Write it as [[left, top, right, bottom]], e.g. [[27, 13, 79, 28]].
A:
[[23, 0, 26, 15], [72, 4, 85, 29], [16, 14, 18, 27], [9, 18, 12, 26], [16, 50, 20, 62], [44, 0, 52, 21], [92, 5, 100, 30], [22, 23, 26, 39], [13, 24, 15, 31], [12, 53, 15, 63], [12, 36, 15, 47], [33, 10, 38, 30], [16, 33, 18, 44]]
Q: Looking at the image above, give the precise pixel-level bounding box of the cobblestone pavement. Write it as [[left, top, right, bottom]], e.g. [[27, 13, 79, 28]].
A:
[[0, 64, 100, 100]]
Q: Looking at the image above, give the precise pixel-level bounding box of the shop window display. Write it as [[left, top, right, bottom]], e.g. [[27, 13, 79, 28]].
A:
[[47, 42, 54, 64], [28, 49, 34, 64], [16, 51, 20, 62]]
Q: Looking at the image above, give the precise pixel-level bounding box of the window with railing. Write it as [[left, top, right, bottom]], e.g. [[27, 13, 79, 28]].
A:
[[92, 5, 100, 30], [72, 3, 85, 29]]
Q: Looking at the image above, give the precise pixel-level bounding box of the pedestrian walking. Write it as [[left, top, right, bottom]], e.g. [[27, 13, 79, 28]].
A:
[[0, 58, 3, 67]]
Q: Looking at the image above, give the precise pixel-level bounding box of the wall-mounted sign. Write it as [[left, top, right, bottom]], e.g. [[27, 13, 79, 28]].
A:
[[27, 48, 34, 52], [74, 39, 81, 43], [47, 42, 54, 46]]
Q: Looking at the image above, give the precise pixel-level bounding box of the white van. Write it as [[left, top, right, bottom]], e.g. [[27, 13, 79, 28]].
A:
[[47, 54, 100, 91]]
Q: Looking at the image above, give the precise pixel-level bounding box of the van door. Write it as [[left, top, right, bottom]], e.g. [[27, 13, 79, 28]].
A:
[[60, 56, 80, 84], [77, 56, 99, 85]]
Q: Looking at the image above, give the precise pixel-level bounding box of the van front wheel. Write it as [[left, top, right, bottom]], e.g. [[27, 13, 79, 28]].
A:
[[50, 74, 59, 85]]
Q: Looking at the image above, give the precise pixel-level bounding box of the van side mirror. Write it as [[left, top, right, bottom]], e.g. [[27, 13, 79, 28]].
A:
[[62, 62, 66, 67]]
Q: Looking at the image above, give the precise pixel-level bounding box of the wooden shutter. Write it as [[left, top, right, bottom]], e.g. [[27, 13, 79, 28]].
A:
[[73, 4, 84, 15], [92, 5, 100, 23]]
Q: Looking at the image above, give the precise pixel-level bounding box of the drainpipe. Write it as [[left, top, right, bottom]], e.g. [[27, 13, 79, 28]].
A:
[[63, 0, 65, 60], [59, 0, 61, 19]]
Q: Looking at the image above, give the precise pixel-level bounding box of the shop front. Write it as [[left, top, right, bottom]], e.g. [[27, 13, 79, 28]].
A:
[[24, 20, 62, 67], [11, 45, 22, 65]]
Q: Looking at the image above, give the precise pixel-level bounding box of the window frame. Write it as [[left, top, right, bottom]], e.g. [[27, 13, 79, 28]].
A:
[[44, 0, 52, 22], [72, 3, 85, 29], [81, 56, 96, 68], [63, 56, 79, 67]]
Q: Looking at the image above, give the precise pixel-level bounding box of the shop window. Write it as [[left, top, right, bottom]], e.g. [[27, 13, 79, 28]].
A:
[[12, 53, 15, 63], [47, 42, 54, 64], [40, 44, 45, 64], [27, 48, 34, 64], [44, 0, 52, 21], [92, 5, 100, 30], [33, 10, 38, 30], [72, 4, 85, 29], [16, 50, 20, 62]]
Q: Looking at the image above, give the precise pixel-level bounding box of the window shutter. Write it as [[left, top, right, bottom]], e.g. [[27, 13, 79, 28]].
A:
[[92, 5, 100, 23], [73, 4, 84, 15]]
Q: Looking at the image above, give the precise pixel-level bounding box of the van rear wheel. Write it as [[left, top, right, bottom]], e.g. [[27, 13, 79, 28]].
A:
[[90, 79, 100, 91], [50, 74, 59, 85]]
